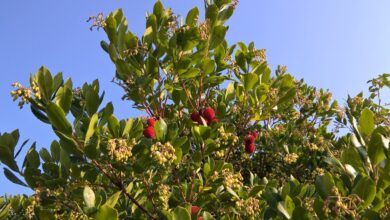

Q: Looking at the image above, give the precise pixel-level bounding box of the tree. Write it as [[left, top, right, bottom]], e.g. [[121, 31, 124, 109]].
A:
[[1, 1, 389, 219]]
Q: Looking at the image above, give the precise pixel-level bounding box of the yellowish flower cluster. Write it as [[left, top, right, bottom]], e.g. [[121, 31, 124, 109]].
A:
[[307, 143, 319, 151], [235, 197, 261, 216], [215, 150, 225, 158], [69, 211, 91, 220], [314, 168, 325, 176], [215, 126, 239, 147], [323, 186, 360, 218], [10, 82, 41, 108], [283, 153, 299, 164], [107, 138, 137, 162], [25, 188, 42, 220], [222, 169, 243, 189], [158, 184, 171, 209], [151, 142, 176, 165]]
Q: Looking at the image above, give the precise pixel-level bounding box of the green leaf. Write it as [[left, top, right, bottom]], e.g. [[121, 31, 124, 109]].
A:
[[225, 82, 235, 102], [3, 168, 27, 187], [315, 172, 335, 199], [277, 201, 291, 219], [172, 206, 191, 220], [30, 105, 50, 124], [243, 73, 258, 91], [202, 211, 215, 220], [0, 144, 18, 172], [217, 6, 234, 24], [202, 59, 215, 75], [367, 130, 386, 166], [50, 141, 61, 162], [210, 25, 227, 49], [39, 148, 52, 163], [226, 187, 240, 199], [122, 118, 134, 137], [85, 113, 99, 144], [153, 1, 164, 22], [108, 116, 120, 137], [105, 191, 121, 208], [206, 4, 218, 24], [155, 119, 168, 141], [83, 186, 95, 208], [177, 58, 192, 74], [359, 108, 375, 136], [55, 87, 72, 114], [36, 66, 53, 101], [95, 204, 118, 220], [352, 176, 376, 209], [186, 7, 199, 26], [278, 88, 296, 105], [191, 126, 211, 141], [181, 68, 200, 79], [25, 145, 40, 168], [143, 26, 154, 45], [86, 87, 100, 116], [46, 102, 72, 135]]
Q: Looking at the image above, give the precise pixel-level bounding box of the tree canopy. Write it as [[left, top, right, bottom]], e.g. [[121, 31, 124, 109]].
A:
[[1, 0, 389, 219]]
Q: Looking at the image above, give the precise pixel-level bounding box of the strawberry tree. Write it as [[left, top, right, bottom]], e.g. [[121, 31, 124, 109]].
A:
[[1, 1, 389, 219]]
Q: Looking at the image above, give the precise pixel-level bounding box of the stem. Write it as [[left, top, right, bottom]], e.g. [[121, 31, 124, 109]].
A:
[[92, 160, 157, 220], [181, 81, 197, 110]]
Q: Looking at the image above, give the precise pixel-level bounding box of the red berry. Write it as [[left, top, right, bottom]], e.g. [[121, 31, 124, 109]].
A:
[[210, 118, 219, 124], [191, 206, 201, 215], [245, 134, 255, 145], [191, 112, 201, 122], [147, 118, 156, 127], [143, 126, 155, 139], [198, 217, 203, 220], [202, 107, 215, 121], [245, 142, 255, 154], [250, 131, 258, 139]]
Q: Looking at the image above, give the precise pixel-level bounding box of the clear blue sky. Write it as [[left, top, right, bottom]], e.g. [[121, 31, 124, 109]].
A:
[[1, 1, 390, 195]]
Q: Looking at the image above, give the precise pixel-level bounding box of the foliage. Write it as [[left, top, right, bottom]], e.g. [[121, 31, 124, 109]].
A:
[[1, 1, 390, 219]]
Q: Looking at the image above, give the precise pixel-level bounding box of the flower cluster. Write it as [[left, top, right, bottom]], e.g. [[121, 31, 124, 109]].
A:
[[107, 138, 137, 162], [10, 82, 41, 108], [69, 211, 91, 220], [215, 150, 225, 158], [323, 186, 360, 218], [283, 153, 299, 164], [158, 184, 171, 209], [222, 169, 243, 189], [151, 142, 176, 165], [25, 188, 42, 219], [215, 126, 239, 147], [307, 143, 319, 151], [235, 197, 260, 216]]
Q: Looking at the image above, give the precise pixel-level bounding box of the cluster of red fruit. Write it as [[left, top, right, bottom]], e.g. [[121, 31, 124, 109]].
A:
[[244, 131, 258, 154], [191, 205, 202, 220], [143, 117, 156, 139], [191, 107, 218, 126]]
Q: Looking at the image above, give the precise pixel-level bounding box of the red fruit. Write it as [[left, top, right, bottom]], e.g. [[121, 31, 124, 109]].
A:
[[250, 131, 258, 139], [202, 107, 215, 121], [198, 217, 203, 220], [210, 118, 219, 124], [143, 126, 155, 139], [245, 142, 256, 154], [191, 112, 201, 122], [147, 118, 156, 127], [191, 206, 201, 215], [245, 134, 255, 145]]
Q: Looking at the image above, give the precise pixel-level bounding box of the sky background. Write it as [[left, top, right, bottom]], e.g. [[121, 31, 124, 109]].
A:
[[1, 0, 390, 195]]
